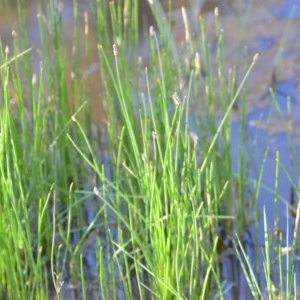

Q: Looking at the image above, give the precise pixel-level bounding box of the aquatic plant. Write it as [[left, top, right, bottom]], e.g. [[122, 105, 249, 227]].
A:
[[0, 0, 299, 299]]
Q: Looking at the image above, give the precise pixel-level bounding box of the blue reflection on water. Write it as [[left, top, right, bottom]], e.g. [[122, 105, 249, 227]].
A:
[[272, 0, 300, 19], [256, 36, 275, 52]]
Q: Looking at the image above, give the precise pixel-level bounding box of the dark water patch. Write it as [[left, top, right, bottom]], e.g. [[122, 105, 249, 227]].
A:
[[220, 230, 255, 300]]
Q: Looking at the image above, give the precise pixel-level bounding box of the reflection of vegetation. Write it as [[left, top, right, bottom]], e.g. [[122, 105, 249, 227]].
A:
[[0, 0, 299, 299]]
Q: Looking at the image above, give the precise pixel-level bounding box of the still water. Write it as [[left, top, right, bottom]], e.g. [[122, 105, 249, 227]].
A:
[[1, 0, 300, 298]]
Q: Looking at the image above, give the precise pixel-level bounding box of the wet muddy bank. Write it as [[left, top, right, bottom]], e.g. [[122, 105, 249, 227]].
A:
[[1, 1, 300, 299]]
